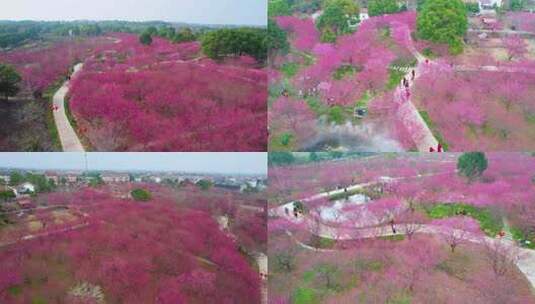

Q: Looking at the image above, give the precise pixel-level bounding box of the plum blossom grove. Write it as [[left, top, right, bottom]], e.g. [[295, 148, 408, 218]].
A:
[[1, 33, 267, 151], [268, 152, 535, 303], [67, 34, 267, 151], [0, 185, 264, 303], [270, 8, 535, 151], [0, 37, 116, 95], [270, 12, 426, 150]]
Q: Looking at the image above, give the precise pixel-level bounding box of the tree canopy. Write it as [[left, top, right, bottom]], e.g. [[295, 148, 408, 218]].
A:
[[268, 19, 289, 54], [268, 152, 296, 166], [269, 0, 292, 17], [173, 27, 196, 43], [0, 64, 21, 100], [139, 31, 153, 45], [457, 152, 488, 181], [417, 0, 468, 53], [131, 188, 152, 201], [368, 0, 401, 16], [317, 0, 360, 37], [201, 28, 267, 62]]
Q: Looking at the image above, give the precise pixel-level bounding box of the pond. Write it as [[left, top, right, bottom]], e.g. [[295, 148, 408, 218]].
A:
[[318, 193, 371, 223]]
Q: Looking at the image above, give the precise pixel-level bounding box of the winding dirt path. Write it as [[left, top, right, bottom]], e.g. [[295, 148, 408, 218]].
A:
[[53, 63, 85, 152]]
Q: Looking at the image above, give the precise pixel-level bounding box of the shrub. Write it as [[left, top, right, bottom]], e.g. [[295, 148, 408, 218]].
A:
[[457, 152, 488, 181], [131, 188, 152, 201]]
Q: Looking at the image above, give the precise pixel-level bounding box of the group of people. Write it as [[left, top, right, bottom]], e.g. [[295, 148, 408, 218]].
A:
[[401, 70, 416, 99]]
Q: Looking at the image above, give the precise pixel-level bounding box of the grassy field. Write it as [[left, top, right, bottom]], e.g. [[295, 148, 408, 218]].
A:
[[423, 203, 503, 236]]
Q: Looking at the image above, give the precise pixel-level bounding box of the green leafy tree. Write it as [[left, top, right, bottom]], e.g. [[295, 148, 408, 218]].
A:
[[465, 2, 480, 14], [131, 188, 152, 201], [197, 179, 213, 190], [139, 31, 153, 45], [417, 0, 468, 54], [267, 19, 289, 54], [510, 0, 524, 11], [457, 152, 488, 181], [145, 26, 158, 36], [269, 0, 292, 17], [9, 171, 24, 186], [0, 190, 15, 202], [316, 0, 359, 35], [324, 0, 359, 15], [0, 64, 22, 100], [417, 0, 427, 11], [157, 26, 176, 39], [173, 27, 196, 43], [201, 28, 267, 62], [368, 0, 400, 16], [268, 152, 295, 166]]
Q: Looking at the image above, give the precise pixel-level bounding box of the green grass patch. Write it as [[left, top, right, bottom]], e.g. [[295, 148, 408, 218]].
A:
[[386, 69, 405, 90], [8, 285, 23, 296], [42, 79, 64, 151], [355, 91, 372, 108], [293, 287, 319, 304], [524, 112, 535, 125], [391, 57, 418, 68], [510, 226, 535, 249], [419, 111, 449, 151], [280, 62, 300, 78], [378, 234, 405, 241], [309, 235, 337, 249], [424, 203, 503, 236], [332, 65, 360, 80], [327, 106, 345, 125], [31, 297, 47, 304], [305, 95, 327, 116]]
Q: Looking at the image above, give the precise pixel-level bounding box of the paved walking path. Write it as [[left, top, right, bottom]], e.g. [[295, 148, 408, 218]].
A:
[[53, 63, 85, 152], [394, 26, 439, 151], [254, 252, 268, 304]]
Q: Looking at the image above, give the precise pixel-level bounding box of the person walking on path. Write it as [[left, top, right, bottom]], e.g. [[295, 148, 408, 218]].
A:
[[390, 219, 397, 234]]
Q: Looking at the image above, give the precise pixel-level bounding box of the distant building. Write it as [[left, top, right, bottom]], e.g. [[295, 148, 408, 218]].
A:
[[480, 0, 502, 10], [16, 182, 35, 194], [45, 171, 59, 185], [101, 173, 130, 183], [359, 9, 369, 21], [150, 176, 162, 183], [0, 175, 10, 184], [65, 174, 79, 184]]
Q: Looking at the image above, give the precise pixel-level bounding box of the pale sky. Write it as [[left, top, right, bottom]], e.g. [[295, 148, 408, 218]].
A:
[[0, 153, 267, 175], [0, 0, 267, 26]]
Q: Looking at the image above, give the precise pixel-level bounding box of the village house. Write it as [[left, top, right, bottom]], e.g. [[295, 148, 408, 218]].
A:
[[101, 173, 130, 183], [479, 0, 502, 10], [65, 174, 79, 184], [45, 171, 60, 185], [16, 182, 36, 194], [0, 175, 10, 185]]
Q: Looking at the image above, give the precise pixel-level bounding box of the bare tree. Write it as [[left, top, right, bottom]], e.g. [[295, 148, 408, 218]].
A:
[[483, 238, 520, 277]]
